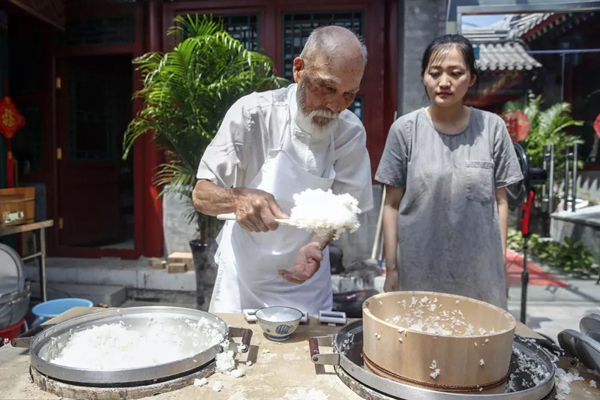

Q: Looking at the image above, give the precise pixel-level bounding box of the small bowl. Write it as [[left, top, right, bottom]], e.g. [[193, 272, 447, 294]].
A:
[[255, 306, 303, 341]]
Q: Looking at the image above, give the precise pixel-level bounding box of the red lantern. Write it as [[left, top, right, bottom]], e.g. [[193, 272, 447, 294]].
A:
[[0, 96, 26, 188], [594, 113, 600, 140], [501, 110, 530, 142]]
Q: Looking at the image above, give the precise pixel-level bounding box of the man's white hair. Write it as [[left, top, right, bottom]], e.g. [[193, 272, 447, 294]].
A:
[[300, 25, 368, 66]]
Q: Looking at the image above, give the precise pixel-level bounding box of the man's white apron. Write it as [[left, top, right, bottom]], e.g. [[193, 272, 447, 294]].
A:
[[209, 99, 336, 316]]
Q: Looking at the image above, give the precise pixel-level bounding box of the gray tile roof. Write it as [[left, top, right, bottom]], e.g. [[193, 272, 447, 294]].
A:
[[463, 16, 545, 72], [508, 13, 555, 39], [475, 41, 542, 71]]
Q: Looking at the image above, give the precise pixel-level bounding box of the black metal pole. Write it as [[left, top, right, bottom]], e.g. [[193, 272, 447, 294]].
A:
[[572, 144, 578, 212], [520, 234, 530, 324], [549, 144, 555, 213], [564, 146, 570, 211]]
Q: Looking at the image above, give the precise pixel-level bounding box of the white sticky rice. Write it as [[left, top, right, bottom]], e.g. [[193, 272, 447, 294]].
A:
[[289, 189, 360, 239], [48, 318, 225, 370]]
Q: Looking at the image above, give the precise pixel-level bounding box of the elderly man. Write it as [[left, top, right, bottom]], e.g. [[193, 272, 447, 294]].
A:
[[193, 26, 373, 315]]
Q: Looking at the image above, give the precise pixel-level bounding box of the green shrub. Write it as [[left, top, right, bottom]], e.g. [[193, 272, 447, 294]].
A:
[[503, 95, 584, 180], [507, 228, 595, 275]]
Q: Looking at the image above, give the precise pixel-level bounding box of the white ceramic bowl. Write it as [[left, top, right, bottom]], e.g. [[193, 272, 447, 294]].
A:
[[255, 306, 303, 341]]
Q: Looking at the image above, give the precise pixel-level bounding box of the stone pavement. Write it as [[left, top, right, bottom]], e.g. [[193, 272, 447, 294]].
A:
[[507, 268, 600, 343]]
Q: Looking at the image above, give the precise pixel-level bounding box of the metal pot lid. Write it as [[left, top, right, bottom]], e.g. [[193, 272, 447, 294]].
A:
[[580, 313, 600, 336], [0, 244, 25, 295], [331, 320, 556, 400], [28, 306, 250, 385]]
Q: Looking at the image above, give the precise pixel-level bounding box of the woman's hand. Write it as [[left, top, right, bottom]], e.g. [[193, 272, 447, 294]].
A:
[[382, 185, 404, 293], [384, 268, 399, 292]]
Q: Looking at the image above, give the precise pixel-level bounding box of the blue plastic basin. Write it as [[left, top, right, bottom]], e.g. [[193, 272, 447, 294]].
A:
[[31, 298, 94, 325]]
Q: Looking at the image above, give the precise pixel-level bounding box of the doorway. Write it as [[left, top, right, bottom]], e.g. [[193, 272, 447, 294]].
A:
[[56, 55, 135, 253]]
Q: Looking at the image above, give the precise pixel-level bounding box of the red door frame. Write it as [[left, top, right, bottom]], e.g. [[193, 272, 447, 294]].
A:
[[47, 2, 163, 258], [162, 0, 398, 177], [45, 0, 398, 258]]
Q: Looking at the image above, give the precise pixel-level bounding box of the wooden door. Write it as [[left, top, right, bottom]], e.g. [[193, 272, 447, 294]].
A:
[[56, 55, 132, 247]]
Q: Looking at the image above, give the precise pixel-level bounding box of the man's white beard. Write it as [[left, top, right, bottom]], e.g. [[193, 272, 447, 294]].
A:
[[295, 109, 340, 139], [296, 81, 340, 139]]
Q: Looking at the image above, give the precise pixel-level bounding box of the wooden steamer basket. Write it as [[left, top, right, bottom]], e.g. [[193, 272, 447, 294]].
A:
[[362, 291, 516, 394]]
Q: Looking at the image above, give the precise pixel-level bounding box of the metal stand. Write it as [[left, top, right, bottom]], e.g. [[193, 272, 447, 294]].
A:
[[520, 233, 530, 324], [564, 144, 579, 212], [0, 220, 54, 302], [540, 145, 554, 235]]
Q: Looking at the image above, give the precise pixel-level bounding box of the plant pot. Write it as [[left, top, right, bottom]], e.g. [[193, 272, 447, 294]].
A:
[[189, 238, 218, 311]]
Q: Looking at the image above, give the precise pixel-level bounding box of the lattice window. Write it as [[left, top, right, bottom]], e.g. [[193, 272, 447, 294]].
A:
[[282, 12, 363, 80], [218, 15, 260, 51], [58, 16, 134, 47], [347, 96, 364, 121], [182, 14, 260, 51]]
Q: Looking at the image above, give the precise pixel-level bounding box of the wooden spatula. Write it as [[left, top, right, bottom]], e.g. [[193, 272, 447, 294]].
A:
[[216, 213, 298, 228]]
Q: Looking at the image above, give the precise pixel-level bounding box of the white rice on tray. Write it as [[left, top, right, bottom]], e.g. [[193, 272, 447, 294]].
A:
[[288, 189, 360, 240], [47, 317, 225, 370]]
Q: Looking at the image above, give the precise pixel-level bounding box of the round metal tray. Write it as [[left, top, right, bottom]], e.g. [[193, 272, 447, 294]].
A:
[[0, 243, 25, 295], [25, 306, 251, 386], [310, 320, 556, 400]]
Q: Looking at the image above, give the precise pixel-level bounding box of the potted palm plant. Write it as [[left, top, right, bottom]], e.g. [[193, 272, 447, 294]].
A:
[[504, 94, 584, 179], [503, 94, 584, 234], [123, 15, 286, 309]]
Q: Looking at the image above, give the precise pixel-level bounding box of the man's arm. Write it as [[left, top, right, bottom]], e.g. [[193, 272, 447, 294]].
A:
[[193, 179, 288, 232]]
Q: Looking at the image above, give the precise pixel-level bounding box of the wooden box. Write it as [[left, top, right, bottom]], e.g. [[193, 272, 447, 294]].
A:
[[168, 252, 193, 271], [363, 291, 516, 394], [0, 187, 35, 227]]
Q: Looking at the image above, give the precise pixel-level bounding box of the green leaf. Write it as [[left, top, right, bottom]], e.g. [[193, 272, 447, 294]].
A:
[[123, 15, 288, 235]]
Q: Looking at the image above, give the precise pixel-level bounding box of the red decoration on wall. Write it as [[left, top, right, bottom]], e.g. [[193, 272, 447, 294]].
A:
[[501, 110, 530, 142], [0, 96, 26, 188], [594, 113, 600, 140]]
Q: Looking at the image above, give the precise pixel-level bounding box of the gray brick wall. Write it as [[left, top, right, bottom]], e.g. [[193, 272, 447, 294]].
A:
[[400, 0, 448, 115]]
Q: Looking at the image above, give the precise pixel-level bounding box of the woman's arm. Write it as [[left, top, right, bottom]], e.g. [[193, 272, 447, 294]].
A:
[[383, 185, 405, 292], [496, 187, 509, 289]]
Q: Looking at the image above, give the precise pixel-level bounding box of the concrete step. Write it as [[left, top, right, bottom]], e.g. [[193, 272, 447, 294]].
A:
[[30, 282, 127, 307], [24, 257, 196, 292]]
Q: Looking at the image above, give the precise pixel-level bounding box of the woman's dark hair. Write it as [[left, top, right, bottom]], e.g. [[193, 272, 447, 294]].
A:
[[421, 34, 478, 81]]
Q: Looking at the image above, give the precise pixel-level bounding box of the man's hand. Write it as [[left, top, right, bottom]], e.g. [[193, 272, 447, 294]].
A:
[[278, 242, 323, 284], [383, 268, 399, 292], [234, 188, 288, 232]]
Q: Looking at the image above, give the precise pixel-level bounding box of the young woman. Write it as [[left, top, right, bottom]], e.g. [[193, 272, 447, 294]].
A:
[[375, 34, 523, 309]]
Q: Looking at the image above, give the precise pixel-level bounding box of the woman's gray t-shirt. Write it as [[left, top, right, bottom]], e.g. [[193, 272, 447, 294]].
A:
[[375, 107, 523, 309]]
